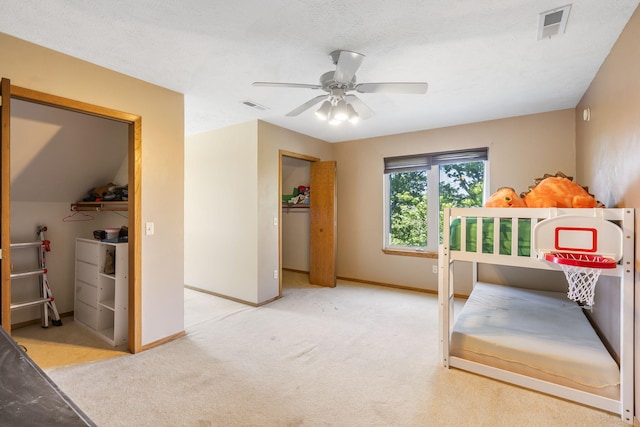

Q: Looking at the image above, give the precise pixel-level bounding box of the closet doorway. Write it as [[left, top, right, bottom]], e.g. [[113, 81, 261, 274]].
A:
[[0, 79, 142, 353], [279, 150, 336, 295]]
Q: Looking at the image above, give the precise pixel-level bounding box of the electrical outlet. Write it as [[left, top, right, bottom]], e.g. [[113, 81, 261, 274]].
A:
[[432, 265, 438, 274], [273, 269, 278, 279]]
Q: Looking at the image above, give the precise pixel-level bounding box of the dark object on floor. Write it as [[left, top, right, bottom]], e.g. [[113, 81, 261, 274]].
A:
[[0, 327, 95, 426]]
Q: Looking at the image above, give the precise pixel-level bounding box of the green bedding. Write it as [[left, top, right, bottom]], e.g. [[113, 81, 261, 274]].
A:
[[449, 217, 531, 256]]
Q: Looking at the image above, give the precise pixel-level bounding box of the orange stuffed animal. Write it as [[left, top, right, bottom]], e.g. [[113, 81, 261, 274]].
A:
[[484, 187, 527, 207], [522, 174, 598, 208], [485, 172, 599, 208]]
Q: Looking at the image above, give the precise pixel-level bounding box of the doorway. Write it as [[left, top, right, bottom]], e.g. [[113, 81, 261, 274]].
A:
[[0, 81, 142, 354], [278, 150, 336, 295], [280, 154, 312, 283]]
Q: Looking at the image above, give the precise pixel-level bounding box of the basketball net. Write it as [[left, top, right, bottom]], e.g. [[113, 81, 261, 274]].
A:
[[559, 264, 601, 307], [544, 252, 616, 307]]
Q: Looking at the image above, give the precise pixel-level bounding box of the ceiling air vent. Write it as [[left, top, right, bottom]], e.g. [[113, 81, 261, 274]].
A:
[[242, 100, 268, 111], [538, 4, 571, 40]]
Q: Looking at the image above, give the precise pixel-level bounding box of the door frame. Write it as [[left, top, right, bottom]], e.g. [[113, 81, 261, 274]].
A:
[[278, 150, 320, 296], [0, 83, 142, 353]]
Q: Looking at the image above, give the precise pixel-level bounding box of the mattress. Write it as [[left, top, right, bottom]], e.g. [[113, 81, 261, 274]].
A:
[[449, 217, 531, 256], [450, 282, 619, 399]]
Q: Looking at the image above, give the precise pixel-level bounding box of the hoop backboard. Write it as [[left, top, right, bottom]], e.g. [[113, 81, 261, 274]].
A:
[[533, 215, 623, 261]]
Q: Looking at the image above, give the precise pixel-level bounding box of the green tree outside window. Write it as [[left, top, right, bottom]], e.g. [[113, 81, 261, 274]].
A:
[[388, 161, 484, 248]]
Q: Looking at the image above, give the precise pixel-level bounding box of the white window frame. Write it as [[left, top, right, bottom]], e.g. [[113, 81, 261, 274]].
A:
[[383, 148, 489, 254]]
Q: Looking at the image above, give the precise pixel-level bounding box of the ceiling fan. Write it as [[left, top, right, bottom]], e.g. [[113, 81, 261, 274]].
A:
[[252, 50, 428, 125]]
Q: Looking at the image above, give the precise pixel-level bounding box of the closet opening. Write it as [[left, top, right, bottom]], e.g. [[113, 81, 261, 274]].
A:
[[280, 153, 313, 294], [279, 150, 336, 295], [1, 82, 141, 361]]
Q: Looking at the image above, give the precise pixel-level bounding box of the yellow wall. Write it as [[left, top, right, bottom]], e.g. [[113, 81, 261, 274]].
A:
[[185, 120, 332, 304], [576, 10, 640, 210], [187, 111, 576, 298], [0, 32, 185, 346], [257, 121, 333, 302], [574, 5, 640, 418], [332, 110, 576, 291], [185, 121, 259, 302]]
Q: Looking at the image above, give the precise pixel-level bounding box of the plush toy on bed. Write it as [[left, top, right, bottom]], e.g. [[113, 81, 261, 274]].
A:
[[485, 172, 600, 208], [484, 187, 527, 207]]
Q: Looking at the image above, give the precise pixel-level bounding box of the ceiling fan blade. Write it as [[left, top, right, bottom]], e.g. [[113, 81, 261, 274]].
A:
[[355, 82, 428, 94], [285, 95, 327, 117], [333, 50, 365, 84], [345, 95, 374, 120], [252, 82, 321, 90]]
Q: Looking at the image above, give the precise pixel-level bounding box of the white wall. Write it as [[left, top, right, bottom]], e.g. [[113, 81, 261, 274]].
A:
[[185, 121, 259, 303], [11, 99, 129, 202], [281, 209, 310, 271], [10, 202, 126, 324], [281, 157, 310, 271]]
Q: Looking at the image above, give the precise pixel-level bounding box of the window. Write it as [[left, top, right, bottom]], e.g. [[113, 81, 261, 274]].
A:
[[384, 148, 488, 253]]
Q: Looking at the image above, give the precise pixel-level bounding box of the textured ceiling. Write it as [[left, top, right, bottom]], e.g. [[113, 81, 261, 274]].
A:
[[0, 1, 638, 143]]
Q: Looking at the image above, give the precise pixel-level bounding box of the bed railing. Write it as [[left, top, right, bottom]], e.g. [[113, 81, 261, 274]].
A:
[[443, 207, 631, 275]]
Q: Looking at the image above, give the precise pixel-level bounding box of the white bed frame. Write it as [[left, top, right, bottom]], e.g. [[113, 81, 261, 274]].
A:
[[438, 207, 634, 423]]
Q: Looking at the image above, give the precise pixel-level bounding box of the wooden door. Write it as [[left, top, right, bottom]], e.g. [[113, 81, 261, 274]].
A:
[[0, 79, 11, 333], [309, 161, 336, 287]]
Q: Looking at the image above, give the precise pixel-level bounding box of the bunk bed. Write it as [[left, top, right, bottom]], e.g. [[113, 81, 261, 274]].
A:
[[438, 207, 634, 424]]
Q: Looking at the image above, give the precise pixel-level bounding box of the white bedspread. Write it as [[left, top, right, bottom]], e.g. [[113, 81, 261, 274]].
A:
[[450, 282, 619, 397]]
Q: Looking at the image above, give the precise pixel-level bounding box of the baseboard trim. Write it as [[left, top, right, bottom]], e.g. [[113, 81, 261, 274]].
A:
[[140, 330, 186, 352], [282, 267, 307, 274], [11, 311, 74, 330], [184, 285, 280, 307], [283, 268, 439, 295], [336, 275, 437, 295], [195, 271, 465, 302]]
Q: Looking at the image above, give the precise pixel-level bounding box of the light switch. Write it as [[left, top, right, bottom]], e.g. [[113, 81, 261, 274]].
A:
[[146, 222, 155, 235]]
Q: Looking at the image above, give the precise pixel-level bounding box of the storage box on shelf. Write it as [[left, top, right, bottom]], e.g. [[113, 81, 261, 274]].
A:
[[74, 238, 128, 346]]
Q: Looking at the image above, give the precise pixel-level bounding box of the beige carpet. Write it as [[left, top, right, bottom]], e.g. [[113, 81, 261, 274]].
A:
[[44, 271, 626, 426], [11, 316, 128, 369]]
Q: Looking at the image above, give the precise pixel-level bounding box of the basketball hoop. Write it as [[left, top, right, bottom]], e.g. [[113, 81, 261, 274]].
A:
[[544, 252, 617, 307]]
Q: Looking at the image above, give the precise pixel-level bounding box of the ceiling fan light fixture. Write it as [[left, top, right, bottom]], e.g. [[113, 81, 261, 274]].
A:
[[333, 99, 349, 121], [315, 101, 332, 120], [254, 50, 428, 123], [328, 105, 339, 122], [347, 104, 359, 124]]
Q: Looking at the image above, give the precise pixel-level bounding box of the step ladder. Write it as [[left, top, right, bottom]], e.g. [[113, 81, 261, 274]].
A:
[[10, 225, 62, 328]]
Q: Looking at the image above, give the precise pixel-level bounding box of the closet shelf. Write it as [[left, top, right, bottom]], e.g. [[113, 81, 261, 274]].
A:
[[71, 201, 128, 212], [282, 203, 309, 209]]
